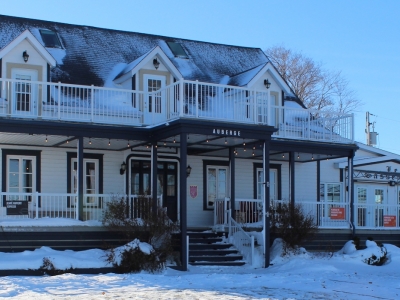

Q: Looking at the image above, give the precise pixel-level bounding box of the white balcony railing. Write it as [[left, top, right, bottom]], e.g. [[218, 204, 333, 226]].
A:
[[0, 78, 354, 143], [0, 192, 162, 222]]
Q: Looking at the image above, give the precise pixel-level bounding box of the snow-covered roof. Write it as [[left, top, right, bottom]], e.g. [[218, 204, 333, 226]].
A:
[[228, 63, 266, 86], [0, 15, 269, 87]]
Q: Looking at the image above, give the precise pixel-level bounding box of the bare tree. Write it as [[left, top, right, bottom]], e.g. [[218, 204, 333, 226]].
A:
[[265, 46, 362, 114]]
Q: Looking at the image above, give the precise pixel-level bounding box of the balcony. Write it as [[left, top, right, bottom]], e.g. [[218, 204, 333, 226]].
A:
[[0, 78, 354, 143]]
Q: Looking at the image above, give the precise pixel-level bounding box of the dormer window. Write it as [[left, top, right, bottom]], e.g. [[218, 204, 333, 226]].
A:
[[167, 42, 188, 58], [39, 29, 62, 48]]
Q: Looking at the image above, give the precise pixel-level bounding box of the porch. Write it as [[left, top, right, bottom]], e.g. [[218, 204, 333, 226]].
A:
[[0, 78, 354, 144], [214, 198, 400, 230]]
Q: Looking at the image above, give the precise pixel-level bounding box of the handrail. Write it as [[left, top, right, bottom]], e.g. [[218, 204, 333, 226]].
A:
[[228, 210, 255, 266]]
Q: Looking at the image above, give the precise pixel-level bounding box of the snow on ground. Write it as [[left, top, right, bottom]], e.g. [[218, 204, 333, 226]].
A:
[[0, 238, 399, 299]]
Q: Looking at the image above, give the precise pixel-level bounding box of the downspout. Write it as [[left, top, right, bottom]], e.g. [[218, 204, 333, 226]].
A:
[[348, 152, 355, 237]]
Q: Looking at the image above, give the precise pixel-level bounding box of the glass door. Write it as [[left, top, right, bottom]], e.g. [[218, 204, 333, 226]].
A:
[[130, 160, 177, 221], [12, 69, 38, 116], [143, 75, 166, 124]]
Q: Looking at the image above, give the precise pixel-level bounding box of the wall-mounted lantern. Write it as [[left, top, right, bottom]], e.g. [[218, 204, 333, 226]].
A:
[[22, 51, 29, 63], [120, 161, 127, 175], [264, 79, 271, 89], [153, 58, 160, 70], [186, 165, 192, 177]]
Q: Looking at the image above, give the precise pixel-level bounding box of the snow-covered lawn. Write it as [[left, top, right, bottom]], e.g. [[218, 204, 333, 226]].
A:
[[0, 238, 399, 299]]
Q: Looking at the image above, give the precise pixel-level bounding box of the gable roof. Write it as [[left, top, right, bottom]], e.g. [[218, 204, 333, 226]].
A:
[[0, 29, 56, 66], [0, 15, 270, 88]]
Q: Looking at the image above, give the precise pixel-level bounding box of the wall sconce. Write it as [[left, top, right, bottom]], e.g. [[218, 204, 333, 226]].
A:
[[153, 58, 160, 70], [186, 165, 192, 177], [22, 51, 29, 63], [264, 79, 271, 89], [389, 180, 396, 186], [120, 161, 126, 175]]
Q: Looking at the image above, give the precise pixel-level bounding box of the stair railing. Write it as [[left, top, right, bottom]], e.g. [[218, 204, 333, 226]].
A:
[[228, 209, 255, 266]]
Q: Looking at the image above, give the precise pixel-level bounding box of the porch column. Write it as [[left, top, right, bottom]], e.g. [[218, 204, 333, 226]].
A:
[[289, 151, 295, 206], [348, 151, 355, 236], [77, 136, 84, 221], [317, 160, 321, 225], [229, 147, 235, 220], [263, 139, 271, 268], [317, 161, 321, 202], [179, 132, 188, 271], [151, 143, 158, 215]]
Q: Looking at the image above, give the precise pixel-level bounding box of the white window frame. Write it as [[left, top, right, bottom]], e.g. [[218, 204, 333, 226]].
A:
[[256, 168, 278, 201], [71, 158, 99, 206], [206, 165, 229, 210], [6, 156, 36, 203], [320, 182, 343, 202]]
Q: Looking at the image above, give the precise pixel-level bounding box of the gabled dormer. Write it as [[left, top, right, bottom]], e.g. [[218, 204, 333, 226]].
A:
[[113, 46, 183, 92], [0, 29, 56, 82]]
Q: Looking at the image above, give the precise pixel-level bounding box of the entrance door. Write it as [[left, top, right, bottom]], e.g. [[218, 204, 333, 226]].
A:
[[130, 160, 177, 221], [12, 69, 38, 116], [143, 75, 166, 124], [355, 184, 398, 228]]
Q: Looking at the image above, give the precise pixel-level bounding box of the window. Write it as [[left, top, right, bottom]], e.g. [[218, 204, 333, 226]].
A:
[[320, 183, 342, 202], [66, 153, 103, 207], [203, 161, 229, 210], [256, 168, 278, 201], [375, 189, 384, 204], [206, 166, 228, 209], [7, 156, 36, 201], [71, 158, 99, 205], [357, 187, 367, 226], [167, 42, 189, 58], [39, 29, 62, 48], [253, 163, 281, 202]]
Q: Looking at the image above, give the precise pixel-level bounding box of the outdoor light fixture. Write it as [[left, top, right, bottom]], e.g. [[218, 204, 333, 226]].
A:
[[264, 79, 271, 89], [22, 51, 29, 63], [120, 161, 126, 175], [153, 58, 160, 70], [186, 165, 192, 177], [389, 180, 396, 187]]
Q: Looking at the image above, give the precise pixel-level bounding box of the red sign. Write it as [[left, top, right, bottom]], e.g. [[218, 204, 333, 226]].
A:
[[384, 215, 396, 227], [190, 185, 198, 199], [330, 207, 345, 219]]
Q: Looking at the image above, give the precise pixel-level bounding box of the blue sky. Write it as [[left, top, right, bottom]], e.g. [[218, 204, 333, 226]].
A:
[[2, 0, 400, 153]]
